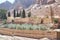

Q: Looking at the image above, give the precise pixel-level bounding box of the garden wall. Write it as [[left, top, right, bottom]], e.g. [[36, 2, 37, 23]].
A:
[[0, 28, 60, 40], [7, 17, 52, 24]]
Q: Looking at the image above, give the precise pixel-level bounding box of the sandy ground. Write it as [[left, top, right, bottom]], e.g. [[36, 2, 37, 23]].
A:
[[0, 35, 38, 40], [0, 35, 51, 40]]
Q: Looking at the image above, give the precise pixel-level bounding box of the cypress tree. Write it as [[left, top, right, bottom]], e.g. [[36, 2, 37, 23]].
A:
[[21, 9, 26, 18], [19, 11, 21, 17], [17, 11, 22, 17], [28, 12, 31, 17], [17, 10, 19, 17], [8, 12, 10, 17], [14, 9, 16, 17]]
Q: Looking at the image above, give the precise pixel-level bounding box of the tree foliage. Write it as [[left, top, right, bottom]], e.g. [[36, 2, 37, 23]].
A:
[[19, 11, 21, 17], [8, 12, 10, 17], [54, 18, 58, 23], [28, 12, 31, 17], [14, 9, 16, 17], [0, 9, 7, 19], [17, 10, 19, 17], [17, 10, 21, 17], [21, 9, 26, 18]]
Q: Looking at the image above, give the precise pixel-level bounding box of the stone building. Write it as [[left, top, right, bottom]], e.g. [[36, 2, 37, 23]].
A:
[[7, 0, 60, 23]]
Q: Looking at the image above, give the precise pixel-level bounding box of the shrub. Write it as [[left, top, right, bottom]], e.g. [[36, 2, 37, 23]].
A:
[[40, 27, 47, 30], [4, 24, 8, 28], [3, 19, 7, 24], [7, 24, 16, 29], [54, 18, 58, 23], [36, 28, 39, 30], [17, 26, 23, 30], [22, 27, 26, 30], [39, 24, 48, 30], [29, 27, 33, 30], [1, 24, 49, 30]]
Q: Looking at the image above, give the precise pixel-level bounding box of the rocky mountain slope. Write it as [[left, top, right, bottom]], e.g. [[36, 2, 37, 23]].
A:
[[0, 0, 36, 10], [0, 1, 12, 10]]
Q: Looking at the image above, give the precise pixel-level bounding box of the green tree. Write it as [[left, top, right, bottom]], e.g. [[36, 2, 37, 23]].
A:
[[19, 11, 21, 17], [17, 10, 19, 17], [28, 12, 31, 17], [54, 18, 58, 23], [21, 9, 26, 18], [14, 9, 16, 17], [17, 10, 21, 17], [8, 12, 10, 17], [0, 9, 7, 19]]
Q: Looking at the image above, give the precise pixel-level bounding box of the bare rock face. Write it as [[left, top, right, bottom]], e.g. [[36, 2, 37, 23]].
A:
[[55, 0, 60, 4], [47, 0, 55, 4], [36, 0, 56, 5]]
